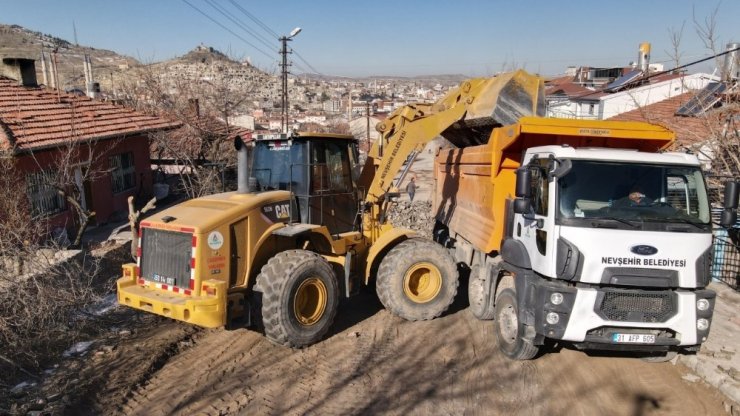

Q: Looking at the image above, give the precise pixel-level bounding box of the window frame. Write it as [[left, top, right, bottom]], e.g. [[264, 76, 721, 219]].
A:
[[26, 170, 66, 218], [110, 152, 136, 194]]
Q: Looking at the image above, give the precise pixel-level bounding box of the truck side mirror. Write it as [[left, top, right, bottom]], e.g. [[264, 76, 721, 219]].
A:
[[513, 198, 531, 214], [720, 182, 739, 228], [720, 210, 737, 228], [516, 168, 531, 198], [724, 181, 739, 209]]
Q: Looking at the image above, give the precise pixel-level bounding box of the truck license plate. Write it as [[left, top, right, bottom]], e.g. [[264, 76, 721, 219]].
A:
[[612, 333, 656, 344]]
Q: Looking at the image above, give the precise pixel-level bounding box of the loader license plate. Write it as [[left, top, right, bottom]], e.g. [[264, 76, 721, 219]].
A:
[[612, 333, 656, 344], [152, 274, 176, 286]]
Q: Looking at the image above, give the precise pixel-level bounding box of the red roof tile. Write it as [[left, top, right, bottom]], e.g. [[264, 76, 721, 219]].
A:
[[609, 91, 730, 146], [0, 76, 180, 152]]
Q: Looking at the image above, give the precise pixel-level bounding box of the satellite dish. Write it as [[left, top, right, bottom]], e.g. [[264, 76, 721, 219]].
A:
[[289, 27, 302, 38]]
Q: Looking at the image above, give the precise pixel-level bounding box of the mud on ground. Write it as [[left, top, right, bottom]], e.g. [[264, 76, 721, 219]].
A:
[[5, 288, 726, 416]]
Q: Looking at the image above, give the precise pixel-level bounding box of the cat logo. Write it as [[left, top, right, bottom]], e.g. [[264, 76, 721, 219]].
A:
[[275, 203, 290, 219], [261, 201, 293, 223]]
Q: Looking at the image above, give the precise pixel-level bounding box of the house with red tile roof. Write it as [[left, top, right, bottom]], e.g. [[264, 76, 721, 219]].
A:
[[610, 83, 739, 176], [0, 57, 180, 232]]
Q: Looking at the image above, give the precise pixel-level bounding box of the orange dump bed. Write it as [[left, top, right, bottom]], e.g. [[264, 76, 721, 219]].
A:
[[433, 117, 675, 253]]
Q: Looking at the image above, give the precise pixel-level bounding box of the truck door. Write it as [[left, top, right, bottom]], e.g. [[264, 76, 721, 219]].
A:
[[517, 157, 555, 275]]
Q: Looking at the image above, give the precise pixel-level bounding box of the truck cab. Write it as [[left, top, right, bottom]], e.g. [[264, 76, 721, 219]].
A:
[[508, 146, 714, 357]]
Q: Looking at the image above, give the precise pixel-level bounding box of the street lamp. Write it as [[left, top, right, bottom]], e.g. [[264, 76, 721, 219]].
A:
[[280, 27, 301, 133]]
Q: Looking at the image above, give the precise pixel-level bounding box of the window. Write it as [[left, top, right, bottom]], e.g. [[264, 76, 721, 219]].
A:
[[529, 159, 549, 216], [311, 141, 352, 194], [110, 152, 136, 193], [27, 170, 66, 217]]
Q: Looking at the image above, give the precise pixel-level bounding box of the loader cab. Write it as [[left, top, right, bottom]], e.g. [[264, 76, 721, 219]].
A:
[[250, 132, 360, 234]]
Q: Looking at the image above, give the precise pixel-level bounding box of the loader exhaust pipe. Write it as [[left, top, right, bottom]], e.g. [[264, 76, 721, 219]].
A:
[[234, 135, 254, 193]]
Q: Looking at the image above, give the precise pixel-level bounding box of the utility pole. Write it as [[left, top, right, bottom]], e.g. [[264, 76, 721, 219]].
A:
[[280, 27, 301, 133], [365, 101, 370, 152]]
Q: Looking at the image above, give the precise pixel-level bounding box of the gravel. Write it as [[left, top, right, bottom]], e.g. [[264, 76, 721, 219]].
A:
[[387, 201, 436, 237]]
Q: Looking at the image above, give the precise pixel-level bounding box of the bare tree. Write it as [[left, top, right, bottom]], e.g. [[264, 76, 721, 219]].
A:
[[0, 152, 106, 377], [119, 59, 258, 198], [666, 21, 686, 72]]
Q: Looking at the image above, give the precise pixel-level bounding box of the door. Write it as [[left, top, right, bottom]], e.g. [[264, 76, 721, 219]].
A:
[[516, 157, 554, 275], [307, 140, 357, 234], [229, 219, 248, 286]]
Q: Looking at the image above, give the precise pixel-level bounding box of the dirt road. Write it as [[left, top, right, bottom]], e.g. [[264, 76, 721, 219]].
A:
[[63, 290, 725, 416]]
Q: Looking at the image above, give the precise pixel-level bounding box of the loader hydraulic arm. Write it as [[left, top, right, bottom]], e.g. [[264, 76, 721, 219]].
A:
[[357, 69, 546, 207]]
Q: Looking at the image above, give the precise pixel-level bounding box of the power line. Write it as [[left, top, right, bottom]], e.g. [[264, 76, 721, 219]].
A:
[[226, 0, 280, 40], [292, 49, 323, 76], [180, 0, 275, 62], [204, 0, 278, 52]]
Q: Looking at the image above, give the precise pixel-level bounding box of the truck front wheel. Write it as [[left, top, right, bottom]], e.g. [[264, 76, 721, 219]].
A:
[[495, 288, 539, 360], [254, 250, 339, 348], [376, 238, 459, 321]]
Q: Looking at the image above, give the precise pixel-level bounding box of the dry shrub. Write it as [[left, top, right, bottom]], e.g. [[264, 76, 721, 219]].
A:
[[0, 156, 106, 380]]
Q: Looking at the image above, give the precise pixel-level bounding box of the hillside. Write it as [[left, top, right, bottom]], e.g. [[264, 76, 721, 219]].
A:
[[0, 23, 139, 92]]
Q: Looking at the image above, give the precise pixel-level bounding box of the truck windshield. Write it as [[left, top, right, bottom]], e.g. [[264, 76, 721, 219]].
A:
[[557, 160, 710, 227], [250, 140, 306, 192]]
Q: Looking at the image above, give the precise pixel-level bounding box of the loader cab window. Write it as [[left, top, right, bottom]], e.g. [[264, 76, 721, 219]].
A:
[[250, 140, 308, 194], [310, 141, 353, 194]]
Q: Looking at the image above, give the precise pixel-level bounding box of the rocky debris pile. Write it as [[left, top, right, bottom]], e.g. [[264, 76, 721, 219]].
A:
[[388, 201, 436, 237]]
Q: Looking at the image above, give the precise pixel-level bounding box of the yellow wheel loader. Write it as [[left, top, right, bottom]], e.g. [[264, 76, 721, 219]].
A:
[[117, 70, 545, 347]]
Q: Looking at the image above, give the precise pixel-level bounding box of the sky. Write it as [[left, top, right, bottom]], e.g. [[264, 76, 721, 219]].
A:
[[2, 0, 739, 78]]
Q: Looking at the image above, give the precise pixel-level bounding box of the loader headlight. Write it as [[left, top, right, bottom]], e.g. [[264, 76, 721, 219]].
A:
[[696, 299, 710, 311], [546, 312, 560, 325]]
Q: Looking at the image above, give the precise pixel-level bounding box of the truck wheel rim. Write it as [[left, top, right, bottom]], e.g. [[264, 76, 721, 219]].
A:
[[499, 304, 518, 343], [403, 262, 442, 304], [293, 277, 327, 326]]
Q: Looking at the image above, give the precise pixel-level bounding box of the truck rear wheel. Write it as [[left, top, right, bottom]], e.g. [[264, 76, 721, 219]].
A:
[[468, 263, 496, 320], [376, 238, 459, 321], [254, 250, 339, 348], [495, 288, 539, 360]]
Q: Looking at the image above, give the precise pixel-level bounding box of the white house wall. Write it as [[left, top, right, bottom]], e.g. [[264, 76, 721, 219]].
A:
[[599, 73, 718, 119]]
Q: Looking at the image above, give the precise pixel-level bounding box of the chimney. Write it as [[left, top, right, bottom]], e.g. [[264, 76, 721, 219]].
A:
[[1, 58, 38, 87], [84, 55, 98, 98], [40, 51, 49, 86], [723, 42, 739, 82], [49, 52, 58, 89], [638, 42, 651, 73]]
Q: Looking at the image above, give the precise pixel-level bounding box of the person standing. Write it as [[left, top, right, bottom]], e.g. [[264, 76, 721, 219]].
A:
[[406, 177, 417, 202]]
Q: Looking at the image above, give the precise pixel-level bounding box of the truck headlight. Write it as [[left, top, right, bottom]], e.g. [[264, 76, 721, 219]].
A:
[[546, 312, 560, 325], [550, 292, 564, 305], [697, 318, 709, 331], [696, 299, 709, 311]]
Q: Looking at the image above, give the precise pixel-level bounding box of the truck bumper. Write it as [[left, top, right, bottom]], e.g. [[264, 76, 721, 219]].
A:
[[117, 272, 227, 328], [525, 279, 715, 351]]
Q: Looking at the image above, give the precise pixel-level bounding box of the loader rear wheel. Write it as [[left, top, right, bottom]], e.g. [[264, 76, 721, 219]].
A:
[[254, 250, 339, 348], [376, 238, 458, 321], [495, 288, 539, 360]]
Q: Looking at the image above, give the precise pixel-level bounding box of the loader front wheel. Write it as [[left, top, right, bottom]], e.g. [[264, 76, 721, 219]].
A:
[[376, 238, 458, 321], [254, 250, 339, 348]]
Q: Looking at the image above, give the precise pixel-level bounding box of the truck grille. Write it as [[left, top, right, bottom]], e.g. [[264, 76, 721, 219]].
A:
[[597, 291, 676, 323], [140, 228, 192, 290]]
